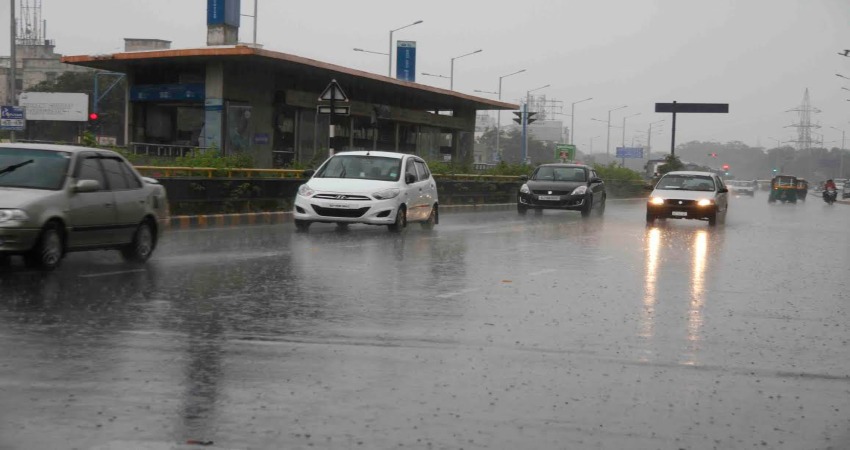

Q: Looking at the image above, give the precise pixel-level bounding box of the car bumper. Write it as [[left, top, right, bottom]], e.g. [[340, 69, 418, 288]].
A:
[[0, 227, 40, 253], [647, 203, 717, 220], [518, 193, 586, 210], [293, 195, 400, 225]]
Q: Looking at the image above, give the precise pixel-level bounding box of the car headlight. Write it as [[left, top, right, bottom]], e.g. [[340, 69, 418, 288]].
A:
[[697, 199, 714, 206], [649, 196, 665, 205], [297, 184, 315, 198], [0, 209, 29, 223], [571, 186, 588, 196], [373, 188, 400, 200], [520, 184, 531, 194]]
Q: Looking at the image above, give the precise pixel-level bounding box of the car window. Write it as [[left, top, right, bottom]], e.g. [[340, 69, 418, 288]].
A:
[[405, 159, 419, 183], [0, 147, 71, 190], [100, 157, 130, 190], [532, 166, 586, 182], [656, 174, 716, 191], [76, 156, 106, 190], [314, 155, 401, 181], [414, 160, 430, 181], [118, 160, 143, 189]]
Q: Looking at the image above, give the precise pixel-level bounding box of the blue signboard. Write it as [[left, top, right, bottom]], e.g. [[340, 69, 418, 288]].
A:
[[130, 84, 205, 102], [253, 133, 270, 145], [616, 147, 644, 158], [208, 0, 240, 26], [0, 105, 26, 131], [396, 41, 417, 82]]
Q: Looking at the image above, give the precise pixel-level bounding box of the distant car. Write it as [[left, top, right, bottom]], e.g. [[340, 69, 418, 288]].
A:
[[726, 180, 756, 196], [0, 144, 168, 270], [646, 171, 729, 226], [843, 183, 850, 199], [293, 151, 438, 232], [516, 163, 606, 217]]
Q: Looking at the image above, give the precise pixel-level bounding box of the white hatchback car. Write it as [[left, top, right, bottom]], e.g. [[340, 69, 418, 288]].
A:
[[646, 171, 729, 226], [293, 151, 438, 232]]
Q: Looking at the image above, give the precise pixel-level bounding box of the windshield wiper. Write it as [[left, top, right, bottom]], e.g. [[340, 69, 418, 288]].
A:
[[0, 159, 34, 177]]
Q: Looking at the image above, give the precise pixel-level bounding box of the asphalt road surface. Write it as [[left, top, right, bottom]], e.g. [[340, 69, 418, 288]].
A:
[[1, 195, 849, 450]]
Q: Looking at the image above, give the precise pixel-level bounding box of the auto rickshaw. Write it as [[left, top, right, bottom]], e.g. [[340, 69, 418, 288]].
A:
[[768, 175, 798, 203], [795, 178, 809, 201]]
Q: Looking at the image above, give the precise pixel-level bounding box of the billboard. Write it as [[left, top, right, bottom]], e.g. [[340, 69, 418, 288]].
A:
[[208, 0, 240, 26], [396, 41, 416, 82], [555, 144, 576, 161], [18, 92, 88, 122], [616, 147, 644, 159]]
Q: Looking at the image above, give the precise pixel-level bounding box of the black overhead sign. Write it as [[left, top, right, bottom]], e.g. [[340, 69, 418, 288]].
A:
[[655, 102, 729, 113]]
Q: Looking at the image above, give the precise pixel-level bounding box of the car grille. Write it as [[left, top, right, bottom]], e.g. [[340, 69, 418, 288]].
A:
[[311, 205, 370, 218], [658, 199, 696, 206], [532, 190, 571, 195], [313, 194, 371, 201]]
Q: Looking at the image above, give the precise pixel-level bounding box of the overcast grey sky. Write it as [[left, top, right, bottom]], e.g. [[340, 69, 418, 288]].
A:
[[2, 0, 849, 152]]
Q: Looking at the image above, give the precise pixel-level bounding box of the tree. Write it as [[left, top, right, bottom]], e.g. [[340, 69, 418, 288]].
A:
[[658, 154, 684, 174]]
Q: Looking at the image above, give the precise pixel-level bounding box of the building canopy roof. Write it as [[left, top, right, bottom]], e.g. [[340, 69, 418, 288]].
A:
[[62, 45, 518, 113]]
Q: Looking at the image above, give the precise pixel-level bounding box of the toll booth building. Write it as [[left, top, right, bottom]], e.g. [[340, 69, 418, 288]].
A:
[[62, 45, 516, 168]]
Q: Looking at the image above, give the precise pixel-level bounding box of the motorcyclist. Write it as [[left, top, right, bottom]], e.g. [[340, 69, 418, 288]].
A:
[[825, 179, 837, 191]]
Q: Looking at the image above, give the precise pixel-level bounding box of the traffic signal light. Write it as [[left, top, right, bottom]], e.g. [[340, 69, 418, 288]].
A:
[[710, 152, 718, 158], [89, 112, 99, 121], [512, 111, 522, 124], [527, 112, 537, 125]]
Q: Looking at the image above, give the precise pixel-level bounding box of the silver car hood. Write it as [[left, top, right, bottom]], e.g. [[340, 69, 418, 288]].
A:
[[0, 187, 59, 209]]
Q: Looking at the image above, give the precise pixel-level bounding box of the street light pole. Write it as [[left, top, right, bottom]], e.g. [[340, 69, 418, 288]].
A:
[[605, 105, 627, 157], [9, 0, 17, 143], [524, 84, 550, 164], [495, 69, 525, 162], [830, 126, 846, 178], [449, 49, 482, 91], [389, 20, 423, 78], [619, 112, 641, 166], [647, 119, 664, 160], [570, 97, 592, 146]]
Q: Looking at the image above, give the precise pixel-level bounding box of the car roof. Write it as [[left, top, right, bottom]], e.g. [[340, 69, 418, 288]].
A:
[[536, 163, 589, 169], [0, 142, 124, 157], [334, 150, 411, 160], [663, 171, 717, 176]]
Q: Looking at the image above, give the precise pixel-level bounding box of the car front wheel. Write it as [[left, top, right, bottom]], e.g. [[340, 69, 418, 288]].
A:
[[121, 220, 156, 263], [294, 219, 311, 232], [388, 206, 407, 232], [24, 223, 64, 270], [581, 196, 593, 218]]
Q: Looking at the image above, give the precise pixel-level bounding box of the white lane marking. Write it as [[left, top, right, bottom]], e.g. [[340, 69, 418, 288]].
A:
[[436, 288, 480, 299], [79, 269, 147, 278], [528, 269, 558, 276]]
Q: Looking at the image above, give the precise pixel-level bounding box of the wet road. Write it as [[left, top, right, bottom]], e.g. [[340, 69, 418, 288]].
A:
[[1, 195, 849, 450]]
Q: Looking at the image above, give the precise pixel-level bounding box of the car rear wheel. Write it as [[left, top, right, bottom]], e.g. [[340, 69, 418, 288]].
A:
[[294, 219, 311, 232], [121, 220, 156, 263], [421, 205, 437, 229], [24, 223, 63, 270], [388, 206, 407, 232]]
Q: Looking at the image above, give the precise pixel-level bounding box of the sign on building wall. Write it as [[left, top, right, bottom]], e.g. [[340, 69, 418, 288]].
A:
[[396, 41, 417, 82], [207, 0, 240, 26], [0, 106, 26, 131], [130, 84, 204, 102], [18, 92, 88, 122]]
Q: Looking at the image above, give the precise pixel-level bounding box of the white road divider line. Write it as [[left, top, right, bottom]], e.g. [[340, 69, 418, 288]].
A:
[[436, 288, 480, 299], [79, 269, 147, 278]]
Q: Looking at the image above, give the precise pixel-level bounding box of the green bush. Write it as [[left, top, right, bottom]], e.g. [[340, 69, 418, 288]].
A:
[[593, 163, 648, 198]]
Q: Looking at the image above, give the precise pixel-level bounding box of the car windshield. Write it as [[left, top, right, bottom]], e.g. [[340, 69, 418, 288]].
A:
[[656, 174, 716, 191], [532, 166, 586, 182], [0, 148, 71, 190], [314, 155, 402, 181]]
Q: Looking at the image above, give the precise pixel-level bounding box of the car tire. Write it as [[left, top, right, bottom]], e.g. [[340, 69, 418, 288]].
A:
[[388, 206, 406, 232], [596, 195, 606, 216], [294, 219, 311, 232], [421, 205, 437, 229], [0, 254, 11, 267], [122, 220, 156, 264], [581, 196, 592, 218], [24, 222, 64, 271]]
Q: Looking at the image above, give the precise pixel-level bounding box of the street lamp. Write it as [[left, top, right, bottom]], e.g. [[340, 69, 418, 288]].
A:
[[523, 84, 550, 163], [495, 69, 526, 162], [421, 72, 450, 84], [473, 89, 498, 95], [570, 97, 592, 145], [354, 48, 389, 56], [605, 105, 627, 157], [587, 136, 601, 155], [389, 20, 423, 78], [837, 73, 850, 81], [830, 126, 846, 177], [621, 112, 642, 148], [450, 49, 483, 91], [646, 119, 664, 158]]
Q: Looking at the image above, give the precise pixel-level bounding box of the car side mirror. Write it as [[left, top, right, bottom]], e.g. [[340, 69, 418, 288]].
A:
[[74, 179, 100, 193], [590, 176, 602, 183], [719, 188, 729, 193], [520, 175, 528, 182], [405, 173, 416, 184], [302, 169, 315, 178]]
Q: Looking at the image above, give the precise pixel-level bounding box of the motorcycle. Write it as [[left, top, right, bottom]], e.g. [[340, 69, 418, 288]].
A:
[[823, 188, 837, 205]]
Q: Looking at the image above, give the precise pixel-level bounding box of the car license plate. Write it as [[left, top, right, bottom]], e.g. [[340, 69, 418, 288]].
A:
[[538, 195, 560, 201], [672, 211, 687, 217], [328, 203, 354, 209]]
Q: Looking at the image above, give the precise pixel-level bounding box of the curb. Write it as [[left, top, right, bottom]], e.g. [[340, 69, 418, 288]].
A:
[[163, 198, 650, 230]]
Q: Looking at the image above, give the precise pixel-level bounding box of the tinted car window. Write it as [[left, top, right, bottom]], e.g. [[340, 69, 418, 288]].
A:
[[414, 160, 430, 180], [405, 159, 419, 183], [77, 157, 106, 190], [533, 166, 586, 182], [314, 155, 401, 181], [118, 161, 143, 189], [100, 158, 130, 190]]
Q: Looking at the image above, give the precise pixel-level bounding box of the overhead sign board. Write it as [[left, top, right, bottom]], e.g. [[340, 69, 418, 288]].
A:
[[130, 83, 204, 102], [0, 106, 26, 131], [396, 41, 417, 82], [555, 144, 576, 161], [616, 147, 644, 159], [318, 79, 349, 102], [655, 103, 729, 113], [207, 0, 240, 26], [318, 105, 350, 115], [18, 92, 88, 122]]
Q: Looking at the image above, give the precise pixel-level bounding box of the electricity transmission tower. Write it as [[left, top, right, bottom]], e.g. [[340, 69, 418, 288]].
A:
[[784, 88, 821, 151]]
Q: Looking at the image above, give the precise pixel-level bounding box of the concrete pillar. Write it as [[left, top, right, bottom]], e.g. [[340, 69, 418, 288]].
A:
[[204, 61, 225, 154]]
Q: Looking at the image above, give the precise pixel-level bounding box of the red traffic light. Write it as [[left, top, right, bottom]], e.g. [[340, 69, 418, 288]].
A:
[[89, 112, 99, 121]]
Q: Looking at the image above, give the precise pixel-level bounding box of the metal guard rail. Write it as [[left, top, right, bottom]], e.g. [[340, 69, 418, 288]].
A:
[[133, 166, 524, 181]]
